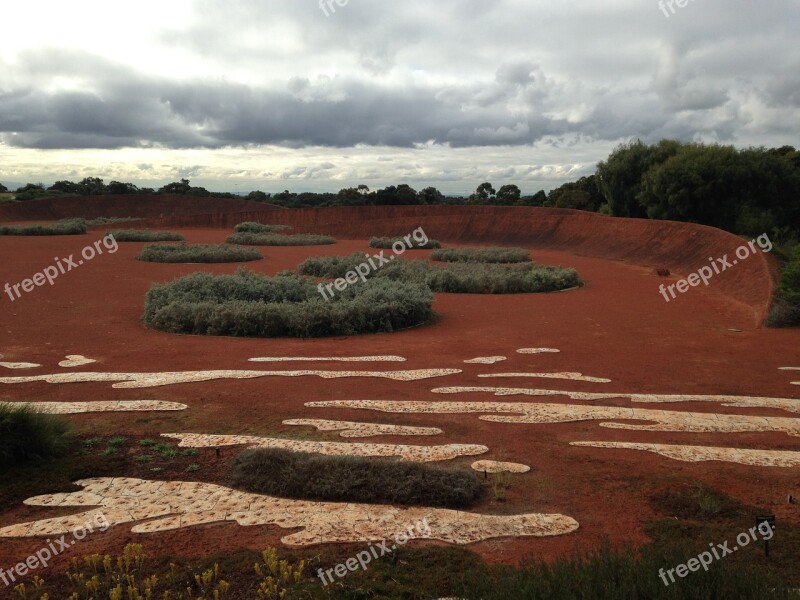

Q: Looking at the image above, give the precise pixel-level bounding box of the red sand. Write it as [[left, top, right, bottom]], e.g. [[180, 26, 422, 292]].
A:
[[0, 202, 797, 570]]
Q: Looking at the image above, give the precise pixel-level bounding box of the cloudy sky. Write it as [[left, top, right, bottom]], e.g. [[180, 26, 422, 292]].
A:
[[1, 0, 798, 194]]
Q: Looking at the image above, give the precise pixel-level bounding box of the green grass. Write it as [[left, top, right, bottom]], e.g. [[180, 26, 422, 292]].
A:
[[369, 236, 442, 249], [432, 247, 531, 263], [84, 216, 140, 227], [225, 232, 336, 246], [137, 243, 262, 263], [0, 218, 87, 236], [0, 404, 71, 467], [231, 448, 483, 508], [107, 229, 185, 242], [300, 253, 580, 294], [142, 269, 434, 338], [233, 222, 292, 234]]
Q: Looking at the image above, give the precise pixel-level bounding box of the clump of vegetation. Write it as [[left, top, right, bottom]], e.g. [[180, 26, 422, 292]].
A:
[[0, 404, 71, 467], [432, 247, 531, 263], [767, 246, 800, 327], [107, 229, 185, 242], [137, 243, 262, 263], [0, 219, 87, 236], [231, 448, 483, 508], [233, 222, 292, 234], [142, 269, 434, 337], [226, 232, 336, 246], [299, 254, 579, 294], [369, 236, 442, 249]]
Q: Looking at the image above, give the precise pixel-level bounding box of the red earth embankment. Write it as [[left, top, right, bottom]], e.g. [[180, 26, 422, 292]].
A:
[[0, 199, 776, 324]]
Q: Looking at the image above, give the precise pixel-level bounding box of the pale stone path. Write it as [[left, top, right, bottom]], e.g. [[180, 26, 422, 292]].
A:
[[571, 442, 800, 468], [0, 369, 461, 389], [0, 477, 579, 546], [58, 355, 97, 368], [0, 362, 40, 369], [478, 373, 611, 383], [306, 400, 800, 438], [431, 386, 800, 414], [516, 349, 560, 354], [163, 433, 487, 462], [464, 357, 507, 364], [1, 401, 187, 414], [471, 460, 531, 473], [283, 419, 443, 438], [249, 356, 407, 363]]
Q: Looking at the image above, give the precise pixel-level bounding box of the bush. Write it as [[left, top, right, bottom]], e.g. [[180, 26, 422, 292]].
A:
[[233, 222, 291, 234], [142, 269, 434, 337], [231, 448, 483, 508], [108, 229, 185, 242], [226, 232, 336, 246], [767, 246, 800, 327], [0, 218, 87, 236], [369, 236, 442, 249], [85, 217, 140, 227], [432, 247, 531, 263], [137, 243, 262, 263], [300, 255, 581, 294], [0, 404, 71, 467]]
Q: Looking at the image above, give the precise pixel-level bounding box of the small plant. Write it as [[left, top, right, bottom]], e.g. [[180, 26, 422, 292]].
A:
[[254, 547, 305, 599], [136, 454, 153, 463], [0, 404, 71, 468], [488, 471, 512, 501], [234, 222, 291, 234], [225, 232, 336, 246], [137, 243, 262, 263], [182, 448, 199, 457], [108, 436, 127, 447], [186, 463, 200, 473], [82, 437, 102, 448], [107, 229, 184, 242], [139, 438, 158, 447], [12, 575, 47, 599], [101, 447, 117, 457], [192, 564, 230, 599], [369, 236, 441, 249]]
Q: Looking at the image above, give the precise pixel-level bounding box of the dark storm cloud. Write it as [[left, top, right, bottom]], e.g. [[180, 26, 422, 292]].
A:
[[1, 0, 799, 150]]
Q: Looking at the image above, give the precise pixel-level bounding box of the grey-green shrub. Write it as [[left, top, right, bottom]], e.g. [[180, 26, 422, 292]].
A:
[[0, 404, 71, 467], [0, 219, 87, 236], [108, 229, 185, 242], [233, 222, 292, 234], [226, 232, 336, 246], [231, 448, 482, 508], [369, 236, 442, 249], [85, 217, 140, 227], [300, 254, 581, 294], [432, 247, 531, 263], [137, 243, 262, 263], [143, 269, 434, 337]]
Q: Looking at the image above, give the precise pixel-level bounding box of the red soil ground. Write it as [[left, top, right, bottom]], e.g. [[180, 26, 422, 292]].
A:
[[0, 201, 797, 576]]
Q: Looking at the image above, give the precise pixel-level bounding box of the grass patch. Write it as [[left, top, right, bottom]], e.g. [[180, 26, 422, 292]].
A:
[[432, 247, 531, 263], [301, 254, 580, 294], [142, 269, 434, 338], [85, 216, 140, 227], [233, 221, 292, 233], [0, 404, 71, 467], [225, 232, 336, 246], [0, 218, 87, 236], [369, 236, 442, 249], [231, 448, 483, 508], [107, 229, 185, 242], [137, 243, 262, 263]]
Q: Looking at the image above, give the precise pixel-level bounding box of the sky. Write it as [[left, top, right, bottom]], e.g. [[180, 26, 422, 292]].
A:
[[1, 0, 798, 195]]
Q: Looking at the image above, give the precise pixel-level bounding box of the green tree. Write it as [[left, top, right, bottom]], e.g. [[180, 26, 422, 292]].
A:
[[468, 182, 495, 204], [496, 184, 521, 205], [417, 186, 445, 204]]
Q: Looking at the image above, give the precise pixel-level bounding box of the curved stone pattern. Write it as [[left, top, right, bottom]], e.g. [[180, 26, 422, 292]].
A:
[[431, 386, 800, 414], [0, 369, 461, 389], [58, 355, 97, 368], [249, 356, 407, 363], [0, 362, 41, 369], [163, 433, 486, 462], [1, 401, 187, 414], [306, 400, 800, 438], [283, 419, 443, 438], [0, 478, 579, 546], [478, 373, 611, 383], [471, 460, 531, 473], [516, 348, 560, 354], [571, 442, 800, 468], [464, 357, 507, 364]]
